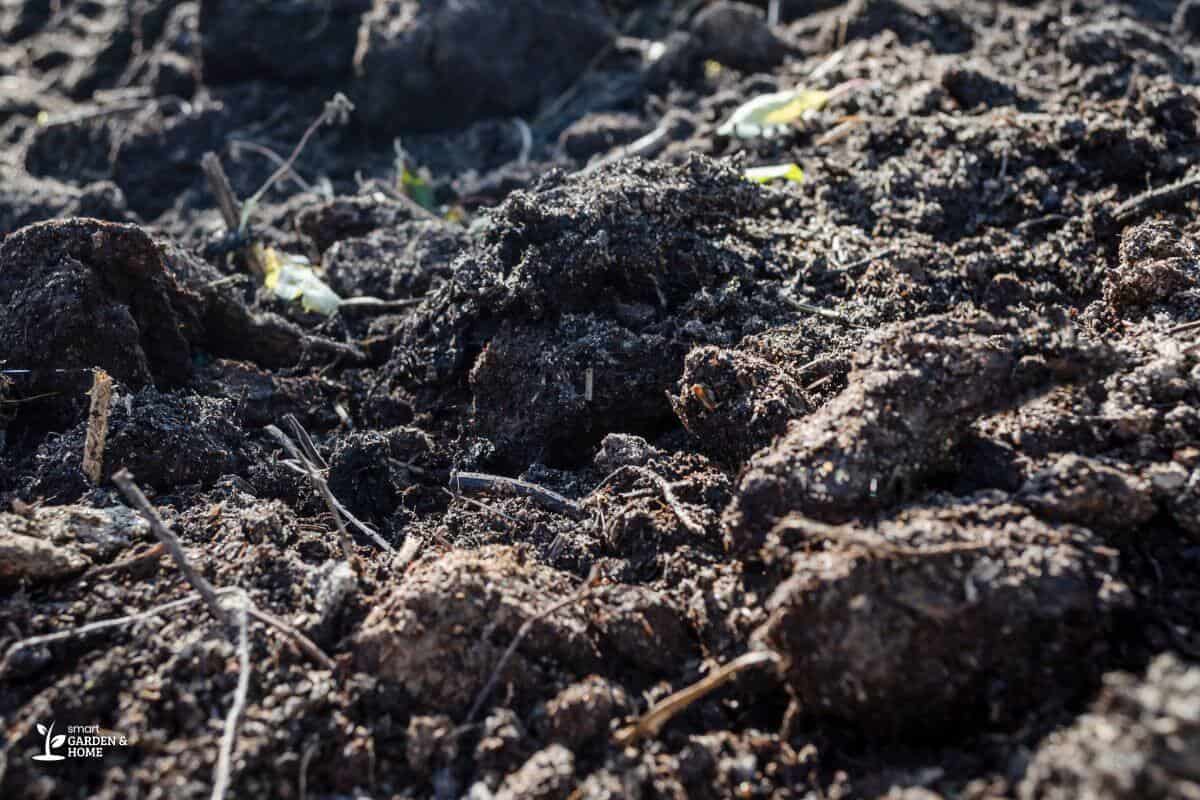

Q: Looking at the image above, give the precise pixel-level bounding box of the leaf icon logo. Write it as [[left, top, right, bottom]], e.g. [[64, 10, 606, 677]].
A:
[[32, 721, 67, 762]]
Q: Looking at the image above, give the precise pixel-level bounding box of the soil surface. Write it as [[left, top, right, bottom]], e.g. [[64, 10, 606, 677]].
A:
[[2, 1, 1200, 798]]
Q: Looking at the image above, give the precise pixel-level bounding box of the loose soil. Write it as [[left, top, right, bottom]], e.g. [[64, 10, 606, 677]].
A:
[[2, 1, 1200, 798]]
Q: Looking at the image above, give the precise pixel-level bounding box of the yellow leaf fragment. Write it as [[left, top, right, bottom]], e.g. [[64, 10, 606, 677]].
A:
[[717, 87, 831, 139], [744, 163, 805, 184], [261, 247, 342, 316]]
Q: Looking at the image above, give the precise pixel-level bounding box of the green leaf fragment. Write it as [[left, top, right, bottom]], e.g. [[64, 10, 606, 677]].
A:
[[401, 167, 437, 211]]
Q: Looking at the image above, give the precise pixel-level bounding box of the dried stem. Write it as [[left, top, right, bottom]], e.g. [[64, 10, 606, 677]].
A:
[[1113, 171, 1200, 226], [211, 597, 251, 800], [449, 471, 587, 520], [82, 542, 165, 579], [587, 465, 707, 537], [466, 568, 600, 723], [82, 368, 113, 485], [267, 422, 395, 566], [614, 651, 779, 745], [38, 99, 147, 129], [1168, 319, 1200, 336], [285, 413, 328, 469], [112, 469, 231, 627], [229, 140, 315, 193], [1, 591, 234, 676], [239, 93, 354, 233], [782, 294, 867, 329], [245, 605, 336, 672], [201, 151, 243, 234], [1, 590, 335, 678]]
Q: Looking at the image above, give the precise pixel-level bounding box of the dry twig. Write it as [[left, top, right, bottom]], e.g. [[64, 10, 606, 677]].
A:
[[201, 151, 243, 234], [442, 486, 520, 525], [211, 597, 251, 800], [1168, 319, 1200, 336], [82, 368, 113, 485], [82, 542, 165, 579], [240, 93, 354, 233], [782, 294, 867, 329], [1, 591, 234, 675], [229, 140, 316, 194], [1, 586, 333, 676], [112, 469, 231, 626], [1112, 171, 1200, 225], [450, 471, 587, 520], [244, 605, 336, 672], [267, 422, 395, 561], [38, 99, 147, 129], [267, 426, 363, 572], [113, 470, 336, 669], [466, 568, 600, 723], [614, 651, 779, 745], [586, 465, 707, 537]]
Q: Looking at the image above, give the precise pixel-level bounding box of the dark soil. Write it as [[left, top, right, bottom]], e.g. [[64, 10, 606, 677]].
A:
[[2, 1, 1200, 798]]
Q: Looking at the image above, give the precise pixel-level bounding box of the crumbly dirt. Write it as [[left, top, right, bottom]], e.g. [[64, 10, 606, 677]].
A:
[[2, 1, 1200, 798]]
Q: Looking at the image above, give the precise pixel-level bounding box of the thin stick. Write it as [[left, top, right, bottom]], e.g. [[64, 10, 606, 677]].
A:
[[1, 590, 335, 676], [229, 140, 315, 193], [782, 295, 867, 328], [466, 569, 599, 723], [267, 424, 390, 565], [514, 117, 533, 166], [580, 116, 671, 175], [1113, 171, 1200, 225], [1, 591, 235, 675], [240, 94, 354, 233], [336, 296, 423, 313], [112, 469, 231, 627], [284, 413, 327, 470], [82, 542, 165, 579], [1168, 319, 1200, 336], [82, 368, 113, 485], [245, 606, 337, 672], [327, 493, 393, 550], [276, 458, 389, 553], [832, 247, 897, 275], [299, 738, 319, 800], [586, 466, 707, 537], [450, 472, 587, 520], [201, 152, 243, 233], [211, 598, 251, 800], [614, 651, 779, 745], [443, 487, 520, 525], [38, 100, 147, 129]]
